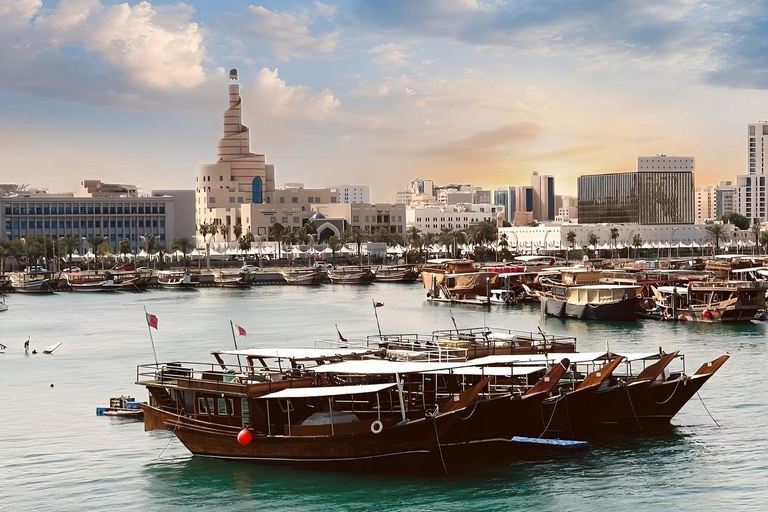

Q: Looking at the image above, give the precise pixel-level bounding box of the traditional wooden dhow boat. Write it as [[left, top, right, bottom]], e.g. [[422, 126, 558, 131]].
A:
[[214, 272, 250, 288], [157, 270, 199, 289], [136, 347, 484, 472], [327, 266, 376, 284], [374, 265, 420, 283], [536, 270, 641, 320], [281, 267, 325, 285], [651, 281, 767, 322], [11, 270, 59, 293]]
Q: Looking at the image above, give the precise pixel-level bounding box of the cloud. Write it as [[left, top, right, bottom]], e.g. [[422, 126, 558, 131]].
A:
[[248, 67, 340, 120], [416, 122, 542, 160], [354, 0, 768, 89], [0, 0, 211, 103], [234, 4, 338, 60], [369, 43, 411, 67]]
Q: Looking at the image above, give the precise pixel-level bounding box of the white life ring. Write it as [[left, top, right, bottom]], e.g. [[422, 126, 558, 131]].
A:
[[371, 420, 383, 434]]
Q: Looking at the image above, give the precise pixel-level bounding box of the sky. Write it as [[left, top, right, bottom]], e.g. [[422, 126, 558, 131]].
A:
[[0, 0, 766, 202]]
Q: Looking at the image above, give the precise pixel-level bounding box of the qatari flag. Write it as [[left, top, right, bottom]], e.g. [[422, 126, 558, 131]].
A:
[[234, 323, 247, 336], [146, 312, 159, 330]]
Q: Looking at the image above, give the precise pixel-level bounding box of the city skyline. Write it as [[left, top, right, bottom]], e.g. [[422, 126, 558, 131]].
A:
[[1, 0, 766, 201]]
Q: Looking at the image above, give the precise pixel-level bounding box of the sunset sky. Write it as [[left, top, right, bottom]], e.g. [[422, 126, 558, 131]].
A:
[[1, 0, 766, 201]]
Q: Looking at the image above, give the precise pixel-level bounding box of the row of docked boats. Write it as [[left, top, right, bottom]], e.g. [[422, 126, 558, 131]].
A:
[[281, 264, 420, 285], [135, 325, 727, 472], [420, 256, 768, 323]]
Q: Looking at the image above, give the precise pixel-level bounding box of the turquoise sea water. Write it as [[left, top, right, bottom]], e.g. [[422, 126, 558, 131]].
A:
[[2, 284, 767, 511]]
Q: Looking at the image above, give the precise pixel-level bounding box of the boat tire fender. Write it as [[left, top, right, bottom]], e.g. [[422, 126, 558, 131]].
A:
[[371, 420, 384, 434]]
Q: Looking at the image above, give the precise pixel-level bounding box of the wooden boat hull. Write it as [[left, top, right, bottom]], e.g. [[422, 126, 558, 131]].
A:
[[328, 274, 375, 284], [148, 404, 460, 472], [541, 296, 640, 321], [12, 280, 55, 293], [375, 269, 420, 283], [282, 270, 325, 285], [159, 282, 199, 289]]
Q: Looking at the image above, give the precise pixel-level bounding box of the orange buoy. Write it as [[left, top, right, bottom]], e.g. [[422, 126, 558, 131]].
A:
[[237, 428, 252, 446]]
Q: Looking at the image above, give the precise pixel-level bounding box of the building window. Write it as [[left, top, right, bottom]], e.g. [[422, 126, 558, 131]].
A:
[[279, 197, 285, 203], [219, 176, 223, 181], [229, 197, 235, 203], [292, 197, 298, 203], [210, 197, 216, 204]]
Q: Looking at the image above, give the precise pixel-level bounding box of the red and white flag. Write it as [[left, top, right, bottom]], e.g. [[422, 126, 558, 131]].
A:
[[374, 301, 384, 308], [233, 323, 247, 336], [146, 312, 159, 330]]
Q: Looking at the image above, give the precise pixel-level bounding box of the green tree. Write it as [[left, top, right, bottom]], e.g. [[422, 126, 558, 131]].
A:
[[269, 223, 288, 259], [219, 224, 230, 242], [588, 232, 599, 248], [198, 222, 215, 269], [326, 235, 341, 264], [760, 231, 768, 254], [632, 234, 643, 259], [97, 242, 112, 270], [0, 241, 10, 272], [233, 223, 243, 240], [406, 226, 422, 248], [171, 237, 193, 267], [705, 224, 729, 255], [118, 238, 132, 257], [751, 222, 762, 254], [299, 221, 316, 244], [610, 228, 619, 259], [59, 236, 79, 265], [351, 229, 367, 260], [722, 212, 750, 230], [566, 230, 577, 263]]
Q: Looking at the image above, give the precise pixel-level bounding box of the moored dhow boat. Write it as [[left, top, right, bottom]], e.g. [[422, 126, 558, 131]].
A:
[[651, 281, 767, 322], [327, 266, 376, 284], [66, 271, 115, 292], [281, 267, 325, 285], [536, 270, 641, 320], [157, 270, 199, 289], [214, 272, 249, 288], [374, 265, 420, 283], [11, 270, 59, 293]]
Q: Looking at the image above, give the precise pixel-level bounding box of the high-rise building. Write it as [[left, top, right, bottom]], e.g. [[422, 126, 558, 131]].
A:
[[695, 186, 717, 223], [472, 188, 491, 204], [578, 166, 695, 225], [334, 185, 370, 204], [735, 122, 768, 221], [530, 171, 555, 221], [716, 180, 735, 219], [638, 155, 695, 172]]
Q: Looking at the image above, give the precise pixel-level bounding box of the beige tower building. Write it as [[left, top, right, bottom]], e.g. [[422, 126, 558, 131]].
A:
[[196, 69, 276, 242]]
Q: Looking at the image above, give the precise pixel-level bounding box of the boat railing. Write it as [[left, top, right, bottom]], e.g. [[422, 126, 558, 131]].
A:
[[432, 327, 577, 346], [314, 338, 371, 350], [136, 361, 307, 392]]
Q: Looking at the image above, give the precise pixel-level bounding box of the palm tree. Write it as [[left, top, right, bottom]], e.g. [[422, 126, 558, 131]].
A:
[[118, 238, 132, 259], [566, 230, 576, 263], [219, 224, 230, 242], [198, 223, 215, 270], [0, 241, 10, 272], [751, 222, 761, 254], [269, 223, 288, 259], [588, 232, 599, 257], [632, 234, 643, 259], [233, 223, 243, 241], [326, 234, 341, 264], [299, 221, 316, 244], [86, 236, 107, 270], [422, 232, 437, 260], [760, 231, 768, 254], [610, 228, 619, 259], [237, 232, 254, 263], [97, 242, 112, 270], [155, 241, 168, 270], [59, 236, 79, 266], [407, 226, 422, 248], [351, 229, 367, 261], [171, 237, 193, 267], [705, 224, 729, 255]]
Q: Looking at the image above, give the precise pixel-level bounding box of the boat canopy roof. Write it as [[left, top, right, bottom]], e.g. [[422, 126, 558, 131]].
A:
[[657, 286, 689, 295], [497, 272, 538, 277], [571, 284, 639, 290], [258, 382, 396, 399], [730, 267, 768, 273], [515, 255, 555, 262], [215, 348, 377, 360], [311, 360, 473, 374], [428, 366, 547, 376]]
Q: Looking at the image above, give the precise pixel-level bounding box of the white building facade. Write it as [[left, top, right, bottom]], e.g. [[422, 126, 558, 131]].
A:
[[407, 204, 504, 234], [735, 122, 768, 221], [334, 185, 371, 204], [695, 186, 717, 223]]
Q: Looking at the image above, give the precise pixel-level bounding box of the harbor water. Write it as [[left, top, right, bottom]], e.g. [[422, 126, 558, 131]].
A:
[[2, 284, 767, 511]]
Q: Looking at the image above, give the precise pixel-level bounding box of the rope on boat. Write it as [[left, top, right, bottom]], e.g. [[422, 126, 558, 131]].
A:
[[459, 402, 478, 421], [157, 410, 184, 460], [538, 394, 564, 438], [431, 410, 448, 475], [624, 383, 643, 432], [646, 377, 684, 405], [697, 391, 721, 428]]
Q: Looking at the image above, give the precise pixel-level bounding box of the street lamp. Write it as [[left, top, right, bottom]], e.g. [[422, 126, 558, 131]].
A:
[[693, 226, 703, 257], [254, 234, 263, 271]]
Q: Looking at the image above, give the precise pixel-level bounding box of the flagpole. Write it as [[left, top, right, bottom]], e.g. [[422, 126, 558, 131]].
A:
[[372, 298, 382, 337], [229, 318, 243, 369], [143, 305, 158, 368], [450, 309, 459, 335]]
